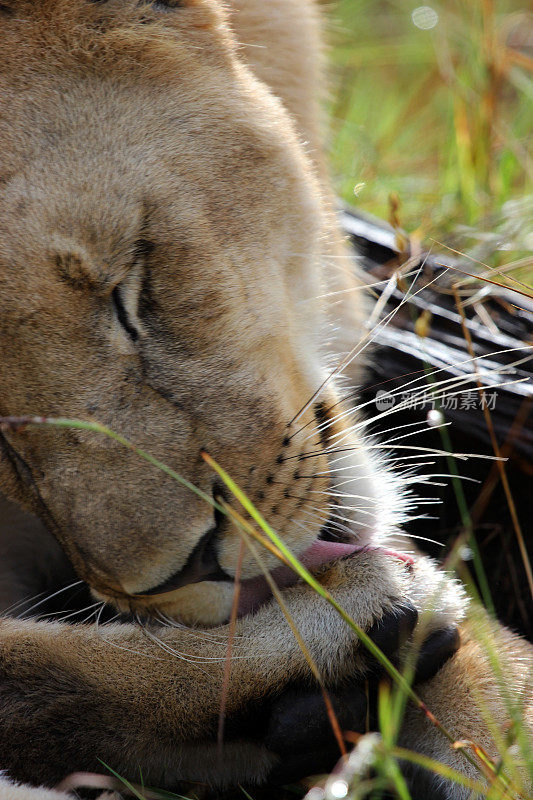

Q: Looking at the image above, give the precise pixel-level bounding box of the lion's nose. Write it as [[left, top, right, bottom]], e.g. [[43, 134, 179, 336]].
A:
[[127, 525, 232, 598]]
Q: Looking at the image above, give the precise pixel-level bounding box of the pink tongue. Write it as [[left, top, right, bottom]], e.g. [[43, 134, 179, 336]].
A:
[[236, 540, 415, 618], [300, 539, 365, 569], [236, 540, 363, 618]]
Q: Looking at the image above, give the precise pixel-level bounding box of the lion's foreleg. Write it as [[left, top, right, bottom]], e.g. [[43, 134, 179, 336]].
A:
[[0, 552, 415, 789]]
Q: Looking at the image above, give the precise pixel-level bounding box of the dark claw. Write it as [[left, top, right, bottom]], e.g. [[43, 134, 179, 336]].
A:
[[265, 605, 421, 759], [366, 608, 459, 683], [365, 603, 419, 669], [261, 616, 460, 787], [413, 625, 460, 683]]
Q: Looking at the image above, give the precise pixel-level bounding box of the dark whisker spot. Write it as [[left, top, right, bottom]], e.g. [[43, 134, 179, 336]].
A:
[[283, 493, 309, 504], [314, 401, 330, 449]]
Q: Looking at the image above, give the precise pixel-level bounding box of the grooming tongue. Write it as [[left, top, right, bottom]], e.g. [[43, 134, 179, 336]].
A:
[[236, 540, 362, 617], [236, 539, 414, 617]]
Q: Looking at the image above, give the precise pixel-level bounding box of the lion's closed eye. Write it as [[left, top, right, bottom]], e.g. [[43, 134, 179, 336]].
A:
[[112, 282, 140, 343], [110, 252, 147, 345]]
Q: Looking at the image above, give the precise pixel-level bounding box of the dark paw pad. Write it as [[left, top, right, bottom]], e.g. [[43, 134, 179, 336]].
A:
[[414, 625, 460, 683], [265, 684, 368, 755], [365, 603, 419, 669]]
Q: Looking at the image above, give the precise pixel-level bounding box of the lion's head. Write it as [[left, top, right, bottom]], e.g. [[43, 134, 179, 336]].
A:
[[0, 0, 401, 625]]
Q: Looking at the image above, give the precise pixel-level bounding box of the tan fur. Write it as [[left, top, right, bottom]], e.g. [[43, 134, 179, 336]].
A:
[[399, 618, 533, 799], [0, 0, 373, 620], [0, 1, 531, 798], [0, 553, 465, 788]]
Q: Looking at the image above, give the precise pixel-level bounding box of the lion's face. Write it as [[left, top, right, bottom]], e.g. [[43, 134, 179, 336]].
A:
[[0, 0, 387, 625]]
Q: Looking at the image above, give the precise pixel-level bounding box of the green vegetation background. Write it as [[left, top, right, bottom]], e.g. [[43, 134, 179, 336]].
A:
[[326, 0, 532, 277]]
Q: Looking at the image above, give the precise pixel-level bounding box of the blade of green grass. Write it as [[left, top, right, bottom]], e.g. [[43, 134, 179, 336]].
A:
[[99, 760, 193, 800], [201, 452, 496, 785], [0, 415, 514, 792]]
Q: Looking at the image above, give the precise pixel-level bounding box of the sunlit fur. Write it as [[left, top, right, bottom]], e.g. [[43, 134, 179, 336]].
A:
[[0, 2, 531, 799], [0, 0, 397, 625]]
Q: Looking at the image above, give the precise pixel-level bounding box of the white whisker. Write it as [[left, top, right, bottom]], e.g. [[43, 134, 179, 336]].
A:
[[17, 580, 84, 619]]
